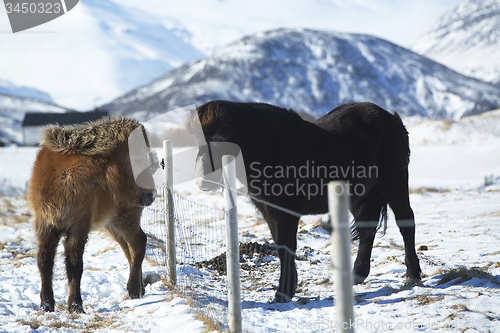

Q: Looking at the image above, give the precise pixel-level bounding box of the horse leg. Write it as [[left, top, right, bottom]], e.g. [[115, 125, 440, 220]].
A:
[[378, 175, 421, 284], [110, 208, 147, 298], [352, 189, 386, 284], [64, 225, 90, 313], [105, 225, 132, 264], [36, 224, 61, 312], [389, 196, 421, 284], [105, 224, 145, 296], [271, 214, 299, 303]]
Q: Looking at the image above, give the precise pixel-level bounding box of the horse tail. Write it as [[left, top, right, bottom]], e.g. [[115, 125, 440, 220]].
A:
[[350, 203, 388, 240], [350, 221, 359, 240], [379, 203, 388, 236], [392, 111, 410, 166]]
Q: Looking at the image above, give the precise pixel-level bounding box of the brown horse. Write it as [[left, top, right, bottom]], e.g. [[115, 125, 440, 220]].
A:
[[27, 117, 157, 313]]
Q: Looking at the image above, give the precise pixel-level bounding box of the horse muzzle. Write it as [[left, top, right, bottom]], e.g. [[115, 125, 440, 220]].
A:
[[138, 189, 156, 207], [195, 177, 221, 192]]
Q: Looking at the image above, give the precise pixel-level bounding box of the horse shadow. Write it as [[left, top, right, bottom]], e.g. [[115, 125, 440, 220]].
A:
[[355, 268, 500, 306], [241, 267, 500, 311]]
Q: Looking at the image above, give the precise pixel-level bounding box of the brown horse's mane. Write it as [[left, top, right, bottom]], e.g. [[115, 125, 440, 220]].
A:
[[40, 117, 145, 156]]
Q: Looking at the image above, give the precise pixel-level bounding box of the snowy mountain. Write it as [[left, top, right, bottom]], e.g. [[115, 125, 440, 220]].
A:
[[0, 79, 53, 104], [102, 28, 500, 120], [412, 0, 500, 85], [0, 94, 68, 145], [0, 0, 204, 110]]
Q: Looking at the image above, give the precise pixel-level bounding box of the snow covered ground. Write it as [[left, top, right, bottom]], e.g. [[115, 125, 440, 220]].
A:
[[1, 112, 500, 332]]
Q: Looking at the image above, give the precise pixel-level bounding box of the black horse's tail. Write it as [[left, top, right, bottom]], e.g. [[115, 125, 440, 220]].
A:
[[351, 110, 407, 240], [378, 203, 388, 236], [350, 203, 388, 240]]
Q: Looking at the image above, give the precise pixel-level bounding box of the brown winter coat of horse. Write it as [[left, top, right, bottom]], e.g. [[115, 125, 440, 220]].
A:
[[27, 117, 157, 313]]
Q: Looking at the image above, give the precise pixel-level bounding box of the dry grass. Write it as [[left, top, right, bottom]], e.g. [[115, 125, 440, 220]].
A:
[[436, 267, 500, 286], [0, 196, 31, 227], [373, 240, 404, 251], [16, 319, 40, 330], [449, 303, 469, 312], [17, 312, 124, 332], [477, 210, 500, 218], [445, 304, 470, 321], [160, 288, 224, 333], [84, 314, 123, 331], [91, 244, 120, 257], [250, 217, 267, 228], [196, 311, 224, 333], [410, 187, 449, 195], [1, 238, 36, 265], [414, 294, 445, 306]]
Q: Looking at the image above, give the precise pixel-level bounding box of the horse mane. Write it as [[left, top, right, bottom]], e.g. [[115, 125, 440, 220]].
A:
[[40, 117, 146, 156], [186, 100, 231, 138], [187, 100, 302, 138]]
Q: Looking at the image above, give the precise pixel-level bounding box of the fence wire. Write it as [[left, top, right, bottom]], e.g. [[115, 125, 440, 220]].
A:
[[141, 184, 228, 330]]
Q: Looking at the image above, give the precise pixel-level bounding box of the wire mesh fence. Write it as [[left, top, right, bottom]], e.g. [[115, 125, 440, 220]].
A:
[[141, 184, 228, 330], [141, 165, 352, 332]]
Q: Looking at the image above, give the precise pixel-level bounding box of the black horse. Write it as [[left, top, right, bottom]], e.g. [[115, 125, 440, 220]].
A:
[[186, 100, 421, 303]]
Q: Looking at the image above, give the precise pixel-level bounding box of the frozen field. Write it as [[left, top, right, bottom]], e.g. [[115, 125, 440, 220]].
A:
[[1, 112, 500, 332]]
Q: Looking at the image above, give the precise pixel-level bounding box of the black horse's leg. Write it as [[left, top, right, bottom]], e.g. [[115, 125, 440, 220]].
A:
[[37, 224, 61, 312], [270, 214, 300, 303], [64, 225, 90, 313], [353, 229, 377, 285], [390, 197, 421, 284], [379, 174, 421, 284], [352, 189, 386, 284]]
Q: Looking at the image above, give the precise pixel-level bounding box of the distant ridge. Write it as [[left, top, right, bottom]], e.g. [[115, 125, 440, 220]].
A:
[[102, 28, 500, 120], [412, 0, 500, 85]]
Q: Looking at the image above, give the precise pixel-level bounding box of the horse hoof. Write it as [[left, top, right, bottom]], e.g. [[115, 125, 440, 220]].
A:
[[40, 301, 55, 312], [69, 303, 85, 314], [271, 292, 292, 303], [404, 276, 423, 287], [128, 289, 142, 299], [127, 282, 143, 299], [353, 272, 367, 285]]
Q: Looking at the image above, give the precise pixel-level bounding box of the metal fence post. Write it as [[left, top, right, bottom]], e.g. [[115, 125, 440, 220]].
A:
[[164, 140, 176, 286], [222, 155, 242, 333], [328, 181, 354, 333]]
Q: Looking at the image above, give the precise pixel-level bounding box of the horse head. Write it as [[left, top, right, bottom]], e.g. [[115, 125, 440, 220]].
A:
[[187, 102, 242, 192], [127, 125, 158, 207], [133, 149, 158, 206]]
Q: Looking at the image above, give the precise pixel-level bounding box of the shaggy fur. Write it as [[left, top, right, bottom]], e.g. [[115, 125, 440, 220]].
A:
[[28, 117, 156, 313], [188, 100, 421, 303], [40, 117, 148, 156]]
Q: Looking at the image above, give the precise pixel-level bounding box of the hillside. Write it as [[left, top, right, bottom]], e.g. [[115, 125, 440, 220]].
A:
[[412, 0, 500, 85], [0, 0, 204, 110], [102, 28, 500, 120], [0, 79, 53, 104], [0, 95, 67, 145]]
